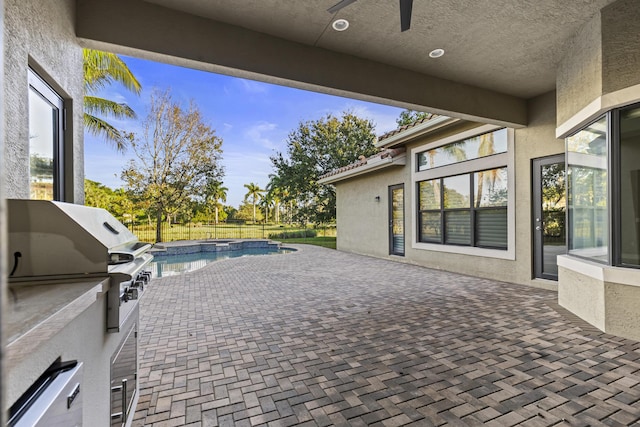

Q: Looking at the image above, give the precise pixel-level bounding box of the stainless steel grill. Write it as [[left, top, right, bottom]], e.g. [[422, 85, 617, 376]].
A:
[[7, 199, 153, 332]]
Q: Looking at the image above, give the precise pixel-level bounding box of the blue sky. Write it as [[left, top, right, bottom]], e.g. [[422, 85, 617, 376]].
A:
[[84, 55, 404, 208]]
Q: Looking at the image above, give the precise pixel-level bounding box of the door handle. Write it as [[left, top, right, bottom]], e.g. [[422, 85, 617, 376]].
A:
[[536, 225, 542, 231]]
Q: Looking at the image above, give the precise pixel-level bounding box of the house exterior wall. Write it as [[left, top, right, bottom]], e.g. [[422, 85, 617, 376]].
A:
[[556, 12, 602, 126], [556, 0, 640, 136], [4, 0, 84, 202], [601, 0, 640, 94], [336, 169, 405, 257], [554, 0, 640, 342], [334, 92, 563, 289]]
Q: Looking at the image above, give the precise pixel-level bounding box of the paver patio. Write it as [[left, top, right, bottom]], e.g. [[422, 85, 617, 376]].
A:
[[133, 245, 640, 426]]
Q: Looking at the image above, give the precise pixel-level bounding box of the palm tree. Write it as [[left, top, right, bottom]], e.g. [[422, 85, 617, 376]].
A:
[[243, 182, 264, 224], [83, 49, 141, 151], [205, 181, 228, 224], [266, 180, 283, 224], [474, 133, 498, 207]]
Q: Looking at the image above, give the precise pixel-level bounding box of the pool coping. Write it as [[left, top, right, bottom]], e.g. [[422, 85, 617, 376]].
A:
[[149, 239, 283, 256]]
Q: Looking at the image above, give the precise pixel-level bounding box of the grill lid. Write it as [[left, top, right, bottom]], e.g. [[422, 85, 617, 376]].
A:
[[8, 199, 148, 281]]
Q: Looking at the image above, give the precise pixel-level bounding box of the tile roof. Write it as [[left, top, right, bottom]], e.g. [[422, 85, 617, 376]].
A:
[[319, 147, 406, 180], [377, 113, 438, 143]]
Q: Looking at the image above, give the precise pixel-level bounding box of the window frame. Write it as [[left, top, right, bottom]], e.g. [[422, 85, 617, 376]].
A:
[[417, 168, 508, 249], [411, 124, 515, 260], [28, 67, 65, 201], [567, 102, 640, 269]]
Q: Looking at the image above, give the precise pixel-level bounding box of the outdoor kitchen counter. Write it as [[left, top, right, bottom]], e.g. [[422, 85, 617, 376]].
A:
[[5, 278, 110, 371]]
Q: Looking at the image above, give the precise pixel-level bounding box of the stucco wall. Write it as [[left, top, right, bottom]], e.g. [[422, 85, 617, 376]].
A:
[[558, 257, 640, 342], [336, 169, 405, 257], [334, 93, 563, 288], [556, 12, 602, 126], [601, 0, 640, 94], [4, 0, 84, 202], [556, 0, 640, 135]]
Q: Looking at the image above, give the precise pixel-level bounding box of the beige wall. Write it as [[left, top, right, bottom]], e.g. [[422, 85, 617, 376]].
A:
[[4, 0, 84, 202], [554, 0, 640, 339], [559, 257, 640, 342], [335, 92, 563, 289], [336, 169, 405, 257], [556, 0, 640, 135]]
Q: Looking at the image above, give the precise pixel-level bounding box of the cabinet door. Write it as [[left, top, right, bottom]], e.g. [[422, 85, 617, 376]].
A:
[[111, 324, 137, 426]]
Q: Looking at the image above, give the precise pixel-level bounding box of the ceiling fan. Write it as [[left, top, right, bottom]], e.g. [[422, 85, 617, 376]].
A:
[[327, 0, 414, 32]]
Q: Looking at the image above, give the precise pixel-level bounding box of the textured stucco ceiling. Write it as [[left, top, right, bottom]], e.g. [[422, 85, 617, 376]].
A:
[[143, 0, 616, 99]]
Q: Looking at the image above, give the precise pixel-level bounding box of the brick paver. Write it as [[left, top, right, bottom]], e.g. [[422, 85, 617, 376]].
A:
[[133, 245, 640, 426]]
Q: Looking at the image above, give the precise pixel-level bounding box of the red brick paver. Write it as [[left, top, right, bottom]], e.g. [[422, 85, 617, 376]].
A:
[[133, 245, 640, 426]]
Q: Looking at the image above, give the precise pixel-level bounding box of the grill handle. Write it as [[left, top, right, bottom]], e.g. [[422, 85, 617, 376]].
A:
[[103, 221, 120, 234]]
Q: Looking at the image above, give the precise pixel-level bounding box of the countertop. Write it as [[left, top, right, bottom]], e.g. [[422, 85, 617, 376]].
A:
[[6, 277, 110, 370]]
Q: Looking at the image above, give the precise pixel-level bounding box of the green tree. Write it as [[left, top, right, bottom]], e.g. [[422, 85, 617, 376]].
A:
[[396, 109, 435, 127], [235, 201, 264, 223], [121, 89, 224, 242], [83, 49, 141, 151], [205, 181, 228, 224], [243, 182, 264, 223], [270, 111, 378, 224]]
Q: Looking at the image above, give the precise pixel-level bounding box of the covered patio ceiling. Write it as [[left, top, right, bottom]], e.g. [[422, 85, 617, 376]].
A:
[[76, 0, 616, 127]]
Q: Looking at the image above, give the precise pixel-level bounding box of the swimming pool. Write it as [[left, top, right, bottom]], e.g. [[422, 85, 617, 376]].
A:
[[149, 247, 294, 277]]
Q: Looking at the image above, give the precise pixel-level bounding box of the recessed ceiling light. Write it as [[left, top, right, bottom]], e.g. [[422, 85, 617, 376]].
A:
[[332, 19, 350, 31], [429, 48, 445, 58]]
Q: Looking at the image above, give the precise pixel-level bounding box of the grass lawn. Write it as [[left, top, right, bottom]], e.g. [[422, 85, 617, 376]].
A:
[[279, 236, 336, 249]]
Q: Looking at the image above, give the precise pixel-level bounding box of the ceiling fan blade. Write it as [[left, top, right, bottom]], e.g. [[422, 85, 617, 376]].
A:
[[328, 0, 357, 14], [399, 0, 413, 31]]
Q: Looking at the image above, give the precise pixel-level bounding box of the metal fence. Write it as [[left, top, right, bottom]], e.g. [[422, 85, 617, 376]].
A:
[[128, 221, 336, 243]]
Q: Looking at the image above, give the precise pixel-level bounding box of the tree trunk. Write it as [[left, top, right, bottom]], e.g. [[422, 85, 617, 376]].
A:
[[156, 208, 163, 242], [252, 199, 256, 223], [475, 171, 484, 208], [215, 205, 219, 224]]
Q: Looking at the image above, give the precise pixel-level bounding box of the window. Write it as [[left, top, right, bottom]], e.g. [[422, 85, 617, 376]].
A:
[[566, 102, 640, 268], [567, 116, 608, 262], [28, 68, 65, 200], [418, 168, 508, 249], [417, 128, 507, 171], [619, 106, 640, 266], [412, 125, 512, 257]]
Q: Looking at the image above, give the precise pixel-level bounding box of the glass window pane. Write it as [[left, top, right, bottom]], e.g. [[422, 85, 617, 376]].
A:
[[474, 167, 507, 207], [567, 116, 608, 262], [443, 174, 470, 209], [444, 211, 470, 245], [419, 211, 441, 242], [620, 106, 640, 266], [476, 208, 507, 248], [417, 128, 508, 171], [29, 88, 57, 200], [418, 180, 441, 210]]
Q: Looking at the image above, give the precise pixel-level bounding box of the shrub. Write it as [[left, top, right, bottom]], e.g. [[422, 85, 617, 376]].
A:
[[269, 229, 317, 239]]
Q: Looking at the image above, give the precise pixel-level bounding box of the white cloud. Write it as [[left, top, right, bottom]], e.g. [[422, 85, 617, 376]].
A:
[[244, 121, 279, 150], [238, 78, 270, 94], [346, 104, 401, 134], [319, 102, 403, 136]]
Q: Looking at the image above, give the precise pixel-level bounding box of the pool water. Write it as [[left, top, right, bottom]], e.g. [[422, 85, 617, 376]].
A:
[[149, 247, 294, 277]]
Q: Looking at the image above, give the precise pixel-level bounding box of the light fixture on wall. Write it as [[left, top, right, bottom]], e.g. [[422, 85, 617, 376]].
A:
[[332, 18, 350, 31], [375, 196, 381, 202]]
